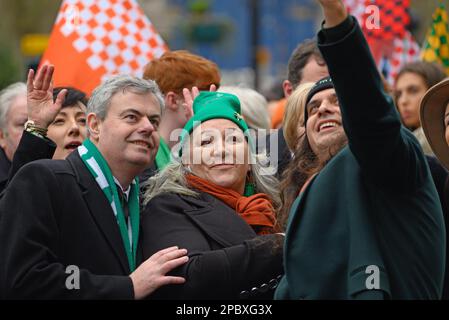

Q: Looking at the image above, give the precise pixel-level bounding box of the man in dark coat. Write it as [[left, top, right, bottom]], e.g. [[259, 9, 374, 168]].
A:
[[0, 65, 188, 299], [275, 0, 446, 299]]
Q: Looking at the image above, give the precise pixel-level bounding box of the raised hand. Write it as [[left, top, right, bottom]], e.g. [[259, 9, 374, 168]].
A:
[[26, 64, 67, 129], [182, 84, 217, 119], [316, 0, 347, 28], [129, 246, 188, 299]]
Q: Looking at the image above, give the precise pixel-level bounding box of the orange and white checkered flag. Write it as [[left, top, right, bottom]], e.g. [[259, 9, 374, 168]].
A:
[[41, 0, 168, 95]]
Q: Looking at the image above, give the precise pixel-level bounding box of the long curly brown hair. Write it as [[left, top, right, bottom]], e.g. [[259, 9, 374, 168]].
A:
[[278, 128, 347, 231], [278, 134, 319, 230]]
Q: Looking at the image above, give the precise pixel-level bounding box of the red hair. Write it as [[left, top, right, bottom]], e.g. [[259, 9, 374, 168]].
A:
[[143, 50, 220, 95]]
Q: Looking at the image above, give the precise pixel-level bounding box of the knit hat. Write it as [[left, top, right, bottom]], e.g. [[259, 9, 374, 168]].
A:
[[304, 76, 335, 123], [179, 91, 251, 155]]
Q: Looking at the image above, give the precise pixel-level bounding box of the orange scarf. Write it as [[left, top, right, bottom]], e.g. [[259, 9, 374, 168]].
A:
[[186, 174, 277, 235]]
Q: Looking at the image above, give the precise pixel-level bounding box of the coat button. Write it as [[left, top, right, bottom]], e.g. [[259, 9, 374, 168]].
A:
[[268, 279, 278, 289], [260, 283, 269, 293], [250, 287, 259, 296], [239, 290, 250, 299]]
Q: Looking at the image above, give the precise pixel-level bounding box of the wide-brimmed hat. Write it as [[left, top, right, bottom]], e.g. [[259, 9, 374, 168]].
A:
[[420, 78, 449, 170]]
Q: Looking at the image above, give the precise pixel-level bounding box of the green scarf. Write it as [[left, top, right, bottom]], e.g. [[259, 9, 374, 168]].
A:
[[78, 139, 139, 272], [154, 137, 171, 170]]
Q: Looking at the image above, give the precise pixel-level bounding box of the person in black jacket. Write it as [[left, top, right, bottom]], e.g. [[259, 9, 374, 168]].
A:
[[141, 91, 284, 299], [0, 65, 188, 299], [0, 82, 27, 193]]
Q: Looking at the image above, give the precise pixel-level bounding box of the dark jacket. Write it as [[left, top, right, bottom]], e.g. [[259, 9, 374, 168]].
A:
[[275, 17, 446, 300], [141, 191, 284, 300], [0, 148, 11, 194], [443, 177, 449, 299], [0, 151, 134, 299], [139, 163, 157, 186], [0, 148, 10, 194], [8, 131, 56, 181], [0, 132, 55, 199], [427, 155, 449, 299]]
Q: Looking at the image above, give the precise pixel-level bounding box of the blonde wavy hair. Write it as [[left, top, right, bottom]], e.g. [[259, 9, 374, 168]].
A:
[[282, 82, 314, 152]]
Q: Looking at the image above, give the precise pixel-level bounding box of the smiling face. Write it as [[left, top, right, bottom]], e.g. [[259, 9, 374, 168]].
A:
[[88, 90, 161, 175], [184, 118, 250, 195], [47, 103, 87, 160], [395, 72, 428, 130], [305, 88, 347, 161]]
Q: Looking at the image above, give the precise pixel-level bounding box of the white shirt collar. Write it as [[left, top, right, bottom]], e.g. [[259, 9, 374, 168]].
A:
[[113, 177, 130, 201]]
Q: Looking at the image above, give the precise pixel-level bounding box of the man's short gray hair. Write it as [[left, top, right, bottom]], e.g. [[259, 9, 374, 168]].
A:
[[0, 82, 27, 130], [87, 74, 165, 120]]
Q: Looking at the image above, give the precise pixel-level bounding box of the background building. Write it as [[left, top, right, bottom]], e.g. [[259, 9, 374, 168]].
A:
[[0, 0, 448, 91]]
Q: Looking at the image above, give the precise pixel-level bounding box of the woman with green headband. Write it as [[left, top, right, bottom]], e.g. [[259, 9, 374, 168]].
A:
[[140, 91, 284, 299]]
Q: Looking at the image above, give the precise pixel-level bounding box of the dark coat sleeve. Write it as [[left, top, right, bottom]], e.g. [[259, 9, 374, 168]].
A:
[[141, 193, 284, 299], [0, 162, 133, 299], [8, 131, 56, 183], [317, 16, 429, 191]]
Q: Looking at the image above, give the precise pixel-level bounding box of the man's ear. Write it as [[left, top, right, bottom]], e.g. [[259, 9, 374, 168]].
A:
[[165, 92, 181, 111], [87, 113, 100, 141], [283, 80, 293, 98], [0, 129, 6, 149]]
